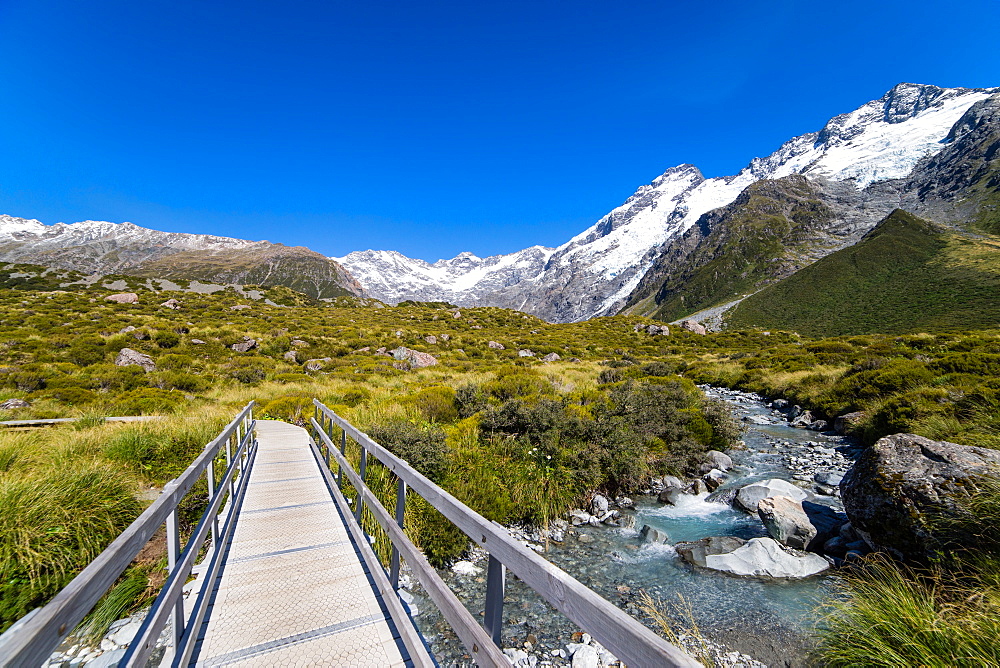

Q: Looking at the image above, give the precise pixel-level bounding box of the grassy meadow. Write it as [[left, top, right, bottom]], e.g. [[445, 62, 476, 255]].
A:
[[1, 275, 999, 664]]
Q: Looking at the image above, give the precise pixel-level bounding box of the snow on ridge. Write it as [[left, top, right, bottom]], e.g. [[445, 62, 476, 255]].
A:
[[0, 214, 260, 250]]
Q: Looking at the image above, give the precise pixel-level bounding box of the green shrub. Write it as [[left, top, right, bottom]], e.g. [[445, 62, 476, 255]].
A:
[[261, 395, 313, 423], [410, 386, 458, 423], [367, 420, 449, 483], [110, 388, 184, 415], [154, 331, 180, 349]]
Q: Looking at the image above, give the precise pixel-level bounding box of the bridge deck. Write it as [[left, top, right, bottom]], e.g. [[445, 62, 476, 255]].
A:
[[190, 420, 412, 667]]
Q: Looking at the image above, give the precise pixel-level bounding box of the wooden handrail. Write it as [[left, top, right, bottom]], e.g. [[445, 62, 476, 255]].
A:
[[0, 403, 256, 668], [312, 399, 699, 668]]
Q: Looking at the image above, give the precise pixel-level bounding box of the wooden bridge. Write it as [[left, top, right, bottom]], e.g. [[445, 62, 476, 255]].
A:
[[0, 402, 698, 667]]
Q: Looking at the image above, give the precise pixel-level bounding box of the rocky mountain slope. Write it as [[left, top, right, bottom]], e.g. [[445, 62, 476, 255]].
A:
[[0, 217, 364, 299], [623, 89, 1000, 323], [339, 83, 998, 322]]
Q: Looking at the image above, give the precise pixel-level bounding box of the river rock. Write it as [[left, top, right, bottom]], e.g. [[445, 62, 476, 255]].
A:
[[679, 319, 706, 335], [701, 537, 830, 578], [790, 410, 814, 428], [657, 488, 682, 505], [834, 411, 866, 434], [390, 347, 438, 369], [589, 494, 610, 515], [735, 478, 807, 513], [568, 642, 599, 668], [231, 336, 257, 352], [662, 475, 684, 490], [814, 471, 844, 487], [675, 536, 746, 567], [105, 292, 139, 304], [841, 433, 1000, 560], [115, 348, 155, 372], [757, 496, 816, 550], [569, 509, 592, 526], [699, 450, 733, 473], [451, 560, 482, 576], [639, 524, 669, 544], [703, 469, 726, 491]]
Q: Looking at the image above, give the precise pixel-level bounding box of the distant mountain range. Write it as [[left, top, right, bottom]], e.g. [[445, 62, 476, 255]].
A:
[[0, 216, 363, 299], [338, 83, 999, 322], [1, 82, 998, 333]]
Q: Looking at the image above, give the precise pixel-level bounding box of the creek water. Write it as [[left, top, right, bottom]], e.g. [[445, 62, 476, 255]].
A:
[[408, 387, 861, 667]]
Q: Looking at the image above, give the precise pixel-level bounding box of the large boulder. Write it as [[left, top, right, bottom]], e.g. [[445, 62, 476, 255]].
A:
[[698, 450, 733, 474], [675, 536, 746, 567], [834, 411, 866, 435], [757, 496, 816, 550], [639, 525, 670, 544], [231, 337, 258, 352], [841, 433, 1000, 560], [115, 348, 155, 372], [698, 537, 830, 578], [541, 352, 561, 362], [390, 347, 438, 369], [487, 340, 505, 350], [679, 319, 706, 335], [105, 292, 139, 304], [735, 478, 807, 513]]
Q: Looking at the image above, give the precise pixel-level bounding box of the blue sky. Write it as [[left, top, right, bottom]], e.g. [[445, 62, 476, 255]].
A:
[[0, 0, 997, 262]]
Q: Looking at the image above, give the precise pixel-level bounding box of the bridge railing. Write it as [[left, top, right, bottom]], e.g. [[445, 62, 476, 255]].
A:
[[311, 399, 699, 668], [0, 403, 257, 668]]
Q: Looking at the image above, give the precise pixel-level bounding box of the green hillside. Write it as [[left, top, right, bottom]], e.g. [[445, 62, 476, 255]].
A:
[[725, 210, 1000, 336], [622, 175, 839, 322]]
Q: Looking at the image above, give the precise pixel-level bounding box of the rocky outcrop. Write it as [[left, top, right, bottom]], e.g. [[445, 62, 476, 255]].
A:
[[679, 320, 707, 335], [841, 433, 1000, 560], [105, 292, 139, 304], [115, 348, 155, 372], [231, 337, 257, 352], [390, 347, 438, 369]]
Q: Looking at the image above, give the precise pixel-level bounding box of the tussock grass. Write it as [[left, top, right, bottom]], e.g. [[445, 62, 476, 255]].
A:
[[815, 555, 1000, 667]]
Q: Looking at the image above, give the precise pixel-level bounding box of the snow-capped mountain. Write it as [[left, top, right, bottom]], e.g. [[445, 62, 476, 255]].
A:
[[337, 83, 999, 322], [0, 216, 364, 299]]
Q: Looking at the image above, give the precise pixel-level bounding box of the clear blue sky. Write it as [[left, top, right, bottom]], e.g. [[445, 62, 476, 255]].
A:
[[0, 1, 997, 262]]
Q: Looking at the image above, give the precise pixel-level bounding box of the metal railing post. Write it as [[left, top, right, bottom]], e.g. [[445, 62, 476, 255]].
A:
[[354, 447, 367, 523], [484, 555, 505, 646], [206, 459, 219, 547], [390, 478, 406, 589], [166, 511, 184, 650], [338, 428, 346, 488]]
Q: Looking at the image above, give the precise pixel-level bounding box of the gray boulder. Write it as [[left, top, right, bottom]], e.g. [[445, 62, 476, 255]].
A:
[[758, 496, 816, 550], [589, 494, 610, 516], [518, 349, 535, 357], [0, 398, 30, 409], [541, 352, 561, 362], [639, 524, 670, 544], [699, 450, 733, 474], [675, 536, 746, 567], [304, 357, 333, 371], [842, 433, 1000, 560], [662, 475, 684, 490], [231, 337, 257, 352], [735, 478, 807, 513], [487, 340, 505, 350], [115, 348, 155, 372], [390, 347, 439, 369], [283, 351, 298, 363], [424, 335, 437, 344], [105, 292, 139, 304], [700, 537, 830, 578], [657, 488, 682, 505], [834, 411, 866, 435], [679, 319, 706, 335], [159, 298, 180, 309]]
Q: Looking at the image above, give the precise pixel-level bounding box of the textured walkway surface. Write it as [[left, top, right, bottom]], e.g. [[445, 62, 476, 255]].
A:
[[191, 420, 410, 667]]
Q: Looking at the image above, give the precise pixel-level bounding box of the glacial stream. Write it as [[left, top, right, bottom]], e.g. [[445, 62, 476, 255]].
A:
[[407, 387, 862, 667]]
